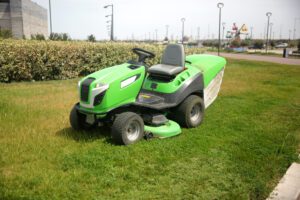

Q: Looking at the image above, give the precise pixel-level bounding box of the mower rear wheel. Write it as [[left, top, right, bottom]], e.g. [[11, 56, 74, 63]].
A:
[[173, 95, 204, 128], [111, 112, 144, 145], [70, 104, 87, 131]]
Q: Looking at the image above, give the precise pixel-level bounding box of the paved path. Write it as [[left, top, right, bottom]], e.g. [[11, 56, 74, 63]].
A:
[[207, 52, 300, 66], [267, 163, 300, 200]]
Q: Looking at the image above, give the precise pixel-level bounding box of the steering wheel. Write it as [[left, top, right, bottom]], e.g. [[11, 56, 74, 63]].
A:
[[132, 48, 155, 63]]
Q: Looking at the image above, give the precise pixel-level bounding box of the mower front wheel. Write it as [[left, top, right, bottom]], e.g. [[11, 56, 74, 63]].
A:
[[111, 112, 144, 145], [70, 104, 88, 131]]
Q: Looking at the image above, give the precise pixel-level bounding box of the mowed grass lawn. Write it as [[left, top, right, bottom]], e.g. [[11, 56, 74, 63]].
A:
[[0, 59, 299, 200]]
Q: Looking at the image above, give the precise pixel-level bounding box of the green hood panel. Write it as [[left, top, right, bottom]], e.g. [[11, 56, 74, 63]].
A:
[[84, 63, 132, 85], [79, 63, 146, 114], [186, 54, 226, 87]]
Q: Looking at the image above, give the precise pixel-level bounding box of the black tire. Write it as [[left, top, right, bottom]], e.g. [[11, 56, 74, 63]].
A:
[[69, 104, 86, 131], [173, 95, 204, 128], [111, 112, 144, 145]]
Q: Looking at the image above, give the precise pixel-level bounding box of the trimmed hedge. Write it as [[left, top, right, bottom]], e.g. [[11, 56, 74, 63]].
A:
[[0, 40, 204, 82]]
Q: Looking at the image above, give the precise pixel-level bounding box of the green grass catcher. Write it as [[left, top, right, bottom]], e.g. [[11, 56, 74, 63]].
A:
[[70, 44, 226, 145]]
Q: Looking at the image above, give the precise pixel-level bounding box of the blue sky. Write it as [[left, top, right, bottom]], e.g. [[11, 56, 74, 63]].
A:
[[32, 0, 300, 40]]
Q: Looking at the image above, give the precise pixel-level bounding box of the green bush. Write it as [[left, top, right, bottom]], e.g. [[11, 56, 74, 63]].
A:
[[202, 40, 218, 48], [0, 29, 12, 39], [0, 40, 204, 82]]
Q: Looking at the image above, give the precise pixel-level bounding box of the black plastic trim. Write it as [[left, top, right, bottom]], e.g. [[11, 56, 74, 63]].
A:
[[93, 91, 106, 106], [80, 77, 95, 102], [134, 73, 204, 110]]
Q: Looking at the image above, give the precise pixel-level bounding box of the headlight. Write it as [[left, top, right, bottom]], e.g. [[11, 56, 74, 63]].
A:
[[94, 83, 109, 90]]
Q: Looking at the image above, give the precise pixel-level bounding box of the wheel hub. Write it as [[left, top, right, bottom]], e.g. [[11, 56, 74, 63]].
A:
[[190, 104, 201, 123], [126, 120, 140, 141]]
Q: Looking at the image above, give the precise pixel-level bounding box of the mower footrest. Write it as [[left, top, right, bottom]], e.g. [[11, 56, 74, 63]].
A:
[[135, 93, 176, 110], [137, 93, 164, 104]]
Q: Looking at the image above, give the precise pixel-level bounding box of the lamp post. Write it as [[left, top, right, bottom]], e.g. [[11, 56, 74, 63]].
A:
[[250, 26, 253, 39], [279, 24, 282, 39], [197, 26, 200, 41], [104, 4, 114, 41], [165, 25, 169, 40], [289, 29, 292, 41], [181, 18, 185, 43], [217, 2, 224, 56], [265, 12, 272, 53], [48, 0, 52, 35], [222, 22, 225, 43], [270, 23, 273, 41], [293, 18, 300, 40]]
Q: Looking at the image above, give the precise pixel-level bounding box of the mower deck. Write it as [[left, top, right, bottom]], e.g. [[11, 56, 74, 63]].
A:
[[144, 120, 181, 138]]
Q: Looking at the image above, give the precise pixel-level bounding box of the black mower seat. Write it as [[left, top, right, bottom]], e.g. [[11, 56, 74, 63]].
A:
[[148, 44, 185, 76], [148, 64, 183, 76]]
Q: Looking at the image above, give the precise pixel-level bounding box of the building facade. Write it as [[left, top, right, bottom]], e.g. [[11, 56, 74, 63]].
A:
[[0, 0, 48, 38]]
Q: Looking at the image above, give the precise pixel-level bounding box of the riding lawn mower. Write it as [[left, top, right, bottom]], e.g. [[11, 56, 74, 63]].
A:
[[70, 44, 226, 145]]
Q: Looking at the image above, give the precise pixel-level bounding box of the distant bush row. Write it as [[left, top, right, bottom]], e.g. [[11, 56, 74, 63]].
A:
[[31, 33, 72, 41], [0, 40, 204, 82]]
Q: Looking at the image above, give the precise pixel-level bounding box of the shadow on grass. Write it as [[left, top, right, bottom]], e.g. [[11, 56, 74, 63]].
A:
[[56, 126, 113, 143]]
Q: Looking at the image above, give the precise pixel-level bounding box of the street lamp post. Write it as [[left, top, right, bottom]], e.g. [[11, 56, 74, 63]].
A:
[[270, 23, 273, 41], [165, 25, 169, 40], [279, 24, 282, 39], [197, 27, 200, 41], [265, 12, 272, 53], [217, 2, 224, 56], [104, 4, 114, 41], [289, 29, 292, 41], [222, 22, 225, 44], [181, 18, 185, 44], [250, 26, 253, 39], [293, 18, 300, 40], [49, 0, 52, 35]]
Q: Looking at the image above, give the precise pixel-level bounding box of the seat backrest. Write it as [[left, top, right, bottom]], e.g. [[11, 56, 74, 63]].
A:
[[161, 44, 185, 67]]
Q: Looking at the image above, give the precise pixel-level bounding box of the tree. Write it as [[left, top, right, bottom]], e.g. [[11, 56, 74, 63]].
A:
[[31, 34, 45, 40], [182, 36, 189, 42], [241, 39, 251, 47], [270, 40, 275, 48], [62, 33, 70, 41], [253, 40, 264, 49], [288, 40, 297, 48], [87, 34, 96, 42], [231, 38, 241, 47], [49, 33, 71, 41]]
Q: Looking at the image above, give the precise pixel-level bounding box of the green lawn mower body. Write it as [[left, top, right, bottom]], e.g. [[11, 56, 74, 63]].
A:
[[70, 44, 226, 145]]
